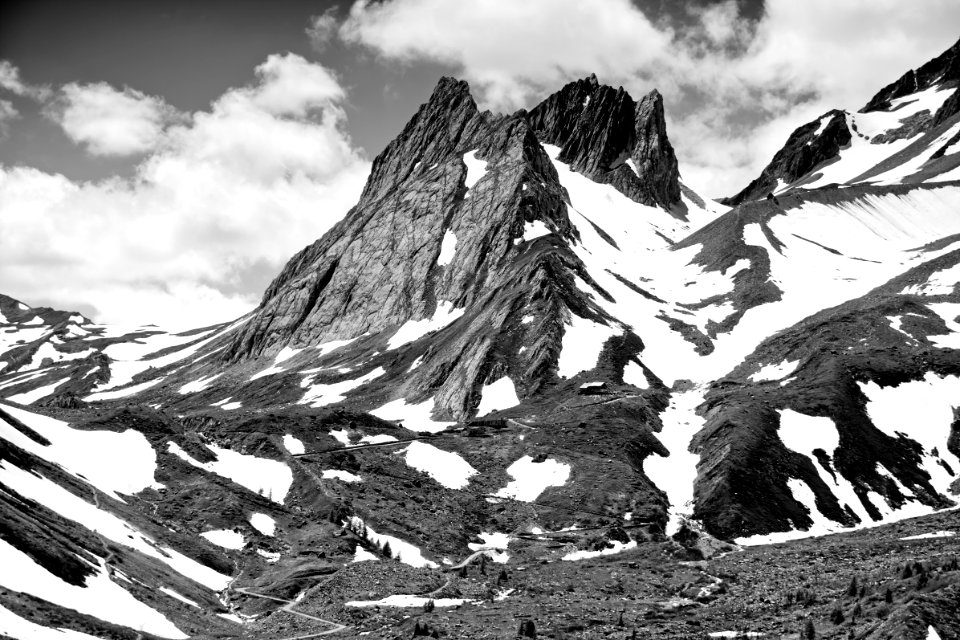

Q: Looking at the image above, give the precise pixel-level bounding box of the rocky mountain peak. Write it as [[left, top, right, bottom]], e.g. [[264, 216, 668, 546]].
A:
[[527, 78, 681, 208], [722, 109, 851, 205], [861, 36, 960, 114]]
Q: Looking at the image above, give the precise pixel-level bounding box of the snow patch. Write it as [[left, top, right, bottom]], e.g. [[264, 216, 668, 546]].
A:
[[437, 229, 457, 266], [388, 302, 464, 350], [398, 441, 476, 489], [557, 314, 618, 378], [494, 456, 571, 502], [200, 529, 245, 550], [370, 396, 456, 433], [900, 530, 955, 541], [167, 442, 292, 504], [299, 367, 385, 407], [348, 516, 437, 568], [249, 513, 276, 536], [0, 538, 188, 639], [476, 376, 520, 416], [282, 434, 305, 455], [750, 360, 798, 382], [462, 150, 487, 189], [322, 469, 362, 482], [562, 539, 637, 561], [0, 404, 161, 501]]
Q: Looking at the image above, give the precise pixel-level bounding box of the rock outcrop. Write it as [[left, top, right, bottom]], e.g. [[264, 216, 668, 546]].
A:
[[223, 77, 624, 420], [527, 76, 682, 209], [722, 110, 850, 205]]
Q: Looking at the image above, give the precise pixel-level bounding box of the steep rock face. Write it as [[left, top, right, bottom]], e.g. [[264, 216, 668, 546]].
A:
[[223, 77, 626, 419], [527, 77, 681, 209], [727, 38, 960, 204], [722, 110, 850, 205], [861, 36, 960, 113]]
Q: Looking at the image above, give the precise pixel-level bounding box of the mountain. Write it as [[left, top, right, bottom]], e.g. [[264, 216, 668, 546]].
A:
[[3, 39, 960, 640], [724, 36, 960, 205]]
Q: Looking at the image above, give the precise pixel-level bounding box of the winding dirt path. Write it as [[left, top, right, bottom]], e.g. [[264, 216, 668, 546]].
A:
[[233, 586, 348, 638]]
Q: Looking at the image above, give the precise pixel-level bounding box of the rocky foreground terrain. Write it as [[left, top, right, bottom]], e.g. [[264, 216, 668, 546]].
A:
[[2, 35, 960, 640]]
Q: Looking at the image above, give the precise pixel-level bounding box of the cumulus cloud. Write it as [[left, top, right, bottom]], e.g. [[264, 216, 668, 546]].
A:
[[307, 8, 341, 52], [48, 82, 179, 156], [0, 60, 51, 101], [0, 100, 18, 137], [0, 53, 369, 327], [340, 0, 960, 196]]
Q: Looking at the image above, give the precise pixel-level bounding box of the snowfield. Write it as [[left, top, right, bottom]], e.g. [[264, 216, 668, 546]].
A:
[[398, 441, 477, 489], [0, 404, 161, 501], [370, 396, 456, 433], [494, 455, 571, 502], [0, 538, 188, 639], [167, 441, 293, 503], [475, 376, 520, 416]]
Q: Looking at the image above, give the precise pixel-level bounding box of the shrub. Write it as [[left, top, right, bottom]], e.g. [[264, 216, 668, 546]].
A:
[[846, 577, 859, 598], [423, 599, 435, 613], [830, 604, 844, 625]]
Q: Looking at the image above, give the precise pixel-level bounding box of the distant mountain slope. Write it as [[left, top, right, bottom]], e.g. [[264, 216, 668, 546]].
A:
[[724, 37, 960, 205]]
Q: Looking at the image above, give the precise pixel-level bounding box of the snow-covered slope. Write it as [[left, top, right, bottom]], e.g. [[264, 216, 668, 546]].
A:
[[726, 37, 960, 204]]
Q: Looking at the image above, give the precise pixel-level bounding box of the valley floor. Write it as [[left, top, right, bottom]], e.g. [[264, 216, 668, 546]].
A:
[[218, 509, 960, 640]]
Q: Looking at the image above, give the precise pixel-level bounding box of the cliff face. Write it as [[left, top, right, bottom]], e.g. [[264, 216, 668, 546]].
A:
[[220, 75, 689, 421], [527, 76, 681, 209]]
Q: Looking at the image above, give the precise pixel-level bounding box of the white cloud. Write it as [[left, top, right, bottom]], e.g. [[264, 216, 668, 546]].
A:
[[0, 60, 51, 101], [0, 53, 369, 328], [49, 83, 178, 156], [307, 8, 341, 52], [340, 0, 960, 196], [0, 99, 18, 137]]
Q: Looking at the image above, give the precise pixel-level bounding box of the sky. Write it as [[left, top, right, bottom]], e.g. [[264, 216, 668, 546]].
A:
[[0, 0, 958, 327]]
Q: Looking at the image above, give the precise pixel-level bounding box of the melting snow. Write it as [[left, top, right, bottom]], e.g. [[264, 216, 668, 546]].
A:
[[200, 529, 245, 550], [348, 516, 437, 568], [644, 388, 705, 535], [282, 434, 306, 455], [476, 376, 520, 416], [299, 367, 385, 407], [0, 539, 188, 638], [178, 374, 221, 394], [562, 539, 637, 561], [398, 441, 476, 489], [249, 513, 276, 536], [0, 601, 101, 639], [750, 360, 799, 382], [322, 469, 363, 482], [160, 587, 201, 608], [370, 396, 456, 433], [494, 456, 571, 502], [7, 377, 71, 404], [167, 442, 293, 504], [860, 372, 960, 502], [622, 361, 649, 388], [900, 530, 955, 541], [346, 595, 470, 608], [557, 313, 618, 378], [0, 404, 161, 501], [462, 150, 488, 189], [352, 546, 379, 562], [387, 301, 464, 350], [777, 410, 872, 525], [0, 463, 231, 592], [902, 262, 960, 296], [522, 220, 552, 241], [437, 229, 457, 266]]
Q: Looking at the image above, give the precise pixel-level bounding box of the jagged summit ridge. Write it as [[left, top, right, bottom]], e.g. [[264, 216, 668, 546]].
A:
[[527, 76, 681, 209], [726, 36, 960, 204]]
